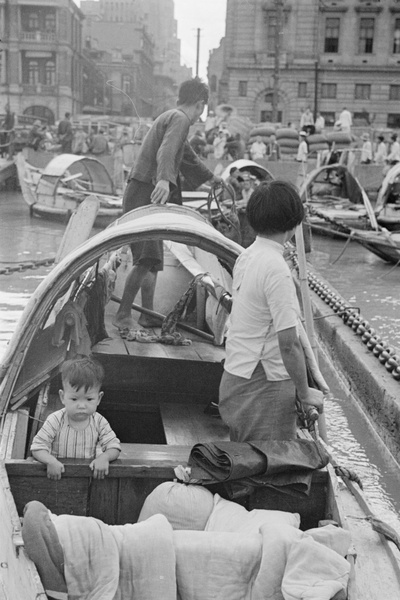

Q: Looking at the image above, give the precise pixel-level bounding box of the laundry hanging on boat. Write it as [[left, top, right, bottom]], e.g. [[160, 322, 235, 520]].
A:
[[52, 300, 91, 355]]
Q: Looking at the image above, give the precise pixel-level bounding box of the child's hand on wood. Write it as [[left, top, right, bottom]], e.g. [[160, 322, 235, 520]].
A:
[[47, 459, 65, 481], [90, 454, 110, 479]]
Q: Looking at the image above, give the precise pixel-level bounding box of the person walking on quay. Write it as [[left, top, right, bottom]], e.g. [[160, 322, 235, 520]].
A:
[[360, 132, 372, 164], [374, 135, 387, 166], [250, 135, 267, 161], [336, 107, 352, 134], [218, 180, 324, 442], [296, 130, 308, 188], [57, 112, 73, 153], [88, 129, 110, 156], [300, 107, 314, 135], [387, 133, 400, 167], [27, 120, 45, 151], [213, 129, 227, 160], [315, 112, 325, 134], [113, 77, 221, 331], [72, 124, 88, 155]]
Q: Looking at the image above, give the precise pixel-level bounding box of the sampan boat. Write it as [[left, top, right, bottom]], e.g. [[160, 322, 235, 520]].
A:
[[15, 151, 122, 228], [374, 162, 400, 232], [1, 204, 400, 598], [300, 163, 376, 239]]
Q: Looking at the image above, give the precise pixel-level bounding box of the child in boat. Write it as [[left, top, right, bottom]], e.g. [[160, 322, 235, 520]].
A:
[[31, 356, 121, 481]]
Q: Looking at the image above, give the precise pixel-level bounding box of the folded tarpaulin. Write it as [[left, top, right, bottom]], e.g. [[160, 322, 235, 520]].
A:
[[188, 439, 330, 497]]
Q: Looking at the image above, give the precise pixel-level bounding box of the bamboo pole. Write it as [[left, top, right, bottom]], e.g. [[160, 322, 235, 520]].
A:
[[295, 222, 329, 443]]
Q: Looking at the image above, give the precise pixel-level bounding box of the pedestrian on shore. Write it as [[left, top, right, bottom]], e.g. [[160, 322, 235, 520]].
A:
[[88, 129, 110, 156], [387, 133, 400, 166], [113, 77, 221, 331], [31, 356, 121, 480], [1, 104, 15, 158], [300, 107, 314, 135], [374, 135, 387, 166], [250, 135, 267, 161], [360, 133, 372, 164], [27, 120, 45, 151], [335, 107, 352, 134], [189, 129, 207, 157], [267, 134, 280, 161], [219, 180, 324, 441], [213, 129, 227, 160], [72, 124, 88, 155], [315, 112, 325, 134], [57, 112, 73, 153]]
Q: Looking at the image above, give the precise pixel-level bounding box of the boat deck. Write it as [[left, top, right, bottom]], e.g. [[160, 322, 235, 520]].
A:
[[93, 303, 225, 364]]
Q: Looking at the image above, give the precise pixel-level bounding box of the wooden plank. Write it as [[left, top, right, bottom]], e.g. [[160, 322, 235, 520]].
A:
[[117, 477, 167, 524], [55, 195, 99, 263], [93, 335, 130, 355], [160, 403, 229, 445], [0, 463, 45, 599], [89, 477, 120, 524], [10, 409, 29, 459]]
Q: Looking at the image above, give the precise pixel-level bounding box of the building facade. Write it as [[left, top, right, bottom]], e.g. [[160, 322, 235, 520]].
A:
[[210, 0, 400, 128], [0, 0, 86, 124]]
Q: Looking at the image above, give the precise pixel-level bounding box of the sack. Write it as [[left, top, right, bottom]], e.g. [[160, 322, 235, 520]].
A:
[[138, 482, 214, 530]]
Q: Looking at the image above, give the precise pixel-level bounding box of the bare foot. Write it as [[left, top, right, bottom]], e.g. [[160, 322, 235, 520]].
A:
[[112, 316, 136, 331], [138, 314, 162, 328]]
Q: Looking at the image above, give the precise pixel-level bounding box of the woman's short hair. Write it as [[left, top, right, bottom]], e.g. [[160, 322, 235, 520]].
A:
[[246, 180, 304, 235], [178, 77, 209, 106]]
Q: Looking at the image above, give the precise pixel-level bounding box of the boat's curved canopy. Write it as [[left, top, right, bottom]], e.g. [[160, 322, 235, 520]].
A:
[[220, 159, 274, 182], [0, 205, 242, 411], [375, 163, 400, 211], [36, 153, 115, 197], [299, 164, 364, 205]]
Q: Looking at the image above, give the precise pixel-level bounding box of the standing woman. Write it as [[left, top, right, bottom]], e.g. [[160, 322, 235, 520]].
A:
[[219, 181, 324, 442]]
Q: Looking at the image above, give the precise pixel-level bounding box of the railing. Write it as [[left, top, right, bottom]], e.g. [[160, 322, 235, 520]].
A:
[[20, 31, 56, 43], [22, 84, 56, 95]]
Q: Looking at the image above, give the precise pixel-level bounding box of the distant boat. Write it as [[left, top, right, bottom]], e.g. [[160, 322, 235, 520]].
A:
[[299, 163, 377, 238], [15, 152, 122, 228], [374, 162, 400, 231]]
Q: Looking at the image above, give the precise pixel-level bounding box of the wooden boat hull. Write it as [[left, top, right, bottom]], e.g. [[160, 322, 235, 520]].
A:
[[1, 205, 400, 598], [15, 152, 122, 228]]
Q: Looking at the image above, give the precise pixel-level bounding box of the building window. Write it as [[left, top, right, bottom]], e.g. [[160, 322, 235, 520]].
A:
[[44, 13, 56, 33], [260, 109, 282, 123], [238, 81, 247, 97], [355, 84, 371, 100], [324, 18, 340, 53], [387, 114, 400, 128], [122, 75, 131, 95], [28, 61, 40, 84], [353, 111, 370, 126], [321, 83, 337, 99], [394, 20, 400, 54], [298, 82, 307, 98], [266, 13, 277, 54], [390, 85, 400, 101], [45, 61, 55, 85], [28, 12, 39, 31], [359, 18, 374, 54]]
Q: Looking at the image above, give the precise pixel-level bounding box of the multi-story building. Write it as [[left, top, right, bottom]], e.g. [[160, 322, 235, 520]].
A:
[[209, 0, 400, 129], [0, 0, 86, 123]]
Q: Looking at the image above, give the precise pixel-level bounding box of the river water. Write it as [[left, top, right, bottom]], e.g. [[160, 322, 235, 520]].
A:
[[1, 189, 400, 533]]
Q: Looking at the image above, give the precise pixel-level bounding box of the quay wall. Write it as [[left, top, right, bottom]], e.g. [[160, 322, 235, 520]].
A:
[[309, 271, 400, 464]]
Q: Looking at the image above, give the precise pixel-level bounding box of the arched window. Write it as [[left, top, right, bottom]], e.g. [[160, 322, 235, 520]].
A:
[[45, 13, 56, 32], [28, 12, 39, 31], [28, 61, 39, 85], [45, 61, 55, 85]]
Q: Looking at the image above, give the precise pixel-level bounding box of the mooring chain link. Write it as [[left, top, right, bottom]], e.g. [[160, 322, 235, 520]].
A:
[[0, 257, 55, 275], [288, 249, 400, 382]]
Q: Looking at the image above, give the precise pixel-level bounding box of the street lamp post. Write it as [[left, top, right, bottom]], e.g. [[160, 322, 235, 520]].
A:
[[272, 0, 284, 123]]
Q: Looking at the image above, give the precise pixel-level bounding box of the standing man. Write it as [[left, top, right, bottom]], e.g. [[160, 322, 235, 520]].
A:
[[296, 130, 308, 188], [57, 112, 73, 153], [113, 77, 220, 331], [337, 107, 352, 134]]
